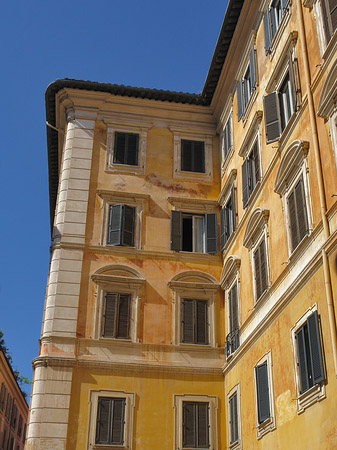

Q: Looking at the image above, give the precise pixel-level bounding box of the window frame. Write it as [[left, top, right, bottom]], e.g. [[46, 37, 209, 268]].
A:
[[87, 390, 135, 450], [174, 394, 218, 450], [219, 170, 237, 252], [313, 0, 337, 56], [263, 0, 291, 57], [220, 101, 234, 173], [226, 384, 241, 450], [291, 305, 326, 413], [253, 351, 276, 439]]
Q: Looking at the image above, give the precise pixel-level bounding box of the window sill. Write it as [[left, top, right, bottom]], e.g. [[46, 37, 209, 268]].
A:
[[105, 163, 144, 175], [297, 383, 325, 414], [229, 439, 241, 450], [256, 416, 276, 439], [267, 8, 291, 61], [174, 169, 213, 182], [92, 445, 127, 450]]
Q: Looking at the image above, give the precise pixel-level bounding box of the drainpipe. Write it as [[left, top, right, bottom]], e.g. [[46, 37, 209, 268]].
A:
[[296, 0, 337, 374]]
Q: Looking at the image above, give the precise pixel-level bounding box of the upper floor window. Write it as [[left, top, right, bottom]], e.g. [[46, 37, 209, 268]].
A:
[[313, 0, 337, 53], [219, 170, 237, 251], [181, 139, 205, 173], [237, 46, 257, 121], [263, 0, 290, 54], [227, 384, 241, 449], [287, 175, 309, 251], [181, 299, 208, 345], [102, 293, 131, 339], [0, 383, 6, 411], [107, 204, 135, 247], [221, 114, 233, 164], [242, 139, 260, 207], [113, 132, 139, 166]]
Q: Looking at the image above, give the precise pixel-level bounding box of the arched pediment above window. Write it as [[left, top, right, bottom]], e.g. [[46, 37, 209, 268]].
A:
[[169, 270, 219, 291], [243, 208, 270, 248], [317, 59, 337, 119], [274, 140, 309, 195], [91, 264, 145, 288], [220, 256, 241, 288]]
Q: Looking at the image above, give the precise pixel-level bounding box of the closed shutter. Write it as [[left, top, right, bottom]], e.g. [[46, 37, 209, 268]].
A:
[[231, 185, 236, 233], [227, 117, 232, 154], [192, 141, 205, 173], [254, 245, 262, 300], [103, 293, 117, 337], [307, 311, 325, 384], [260, 239, 268, 295], [206, 213, 218, 253], [117, 294, 130, 339], [111, 399, 125, 445], [181, 139, 192, 172], [220, 206, 226, 250], [183, 402, 196, 448], [237, 81, 244, 121], [122, 205, 135, 246], [249, 47, 257, 91], [197, 402, 209, 448], [264, 92, 282, 142], [288, 190, 298, 250], [295, 177, 308, 244], [114, 132, 127, 164], [107, 204, 122, 246], [196, 300, 208, 344], [231, 284, 239, 332], [96, 398, 111, 444], [255, 361, 270, 423], [126, 133, 139, 166], [2, 428, 7, 449], [182, 299, 194, 343], [251, 142, 260, 185], [242, 159, 250, 207], [170, 210, 182, 251], [296, 326, 310, 394], [0, 384, 5, 410], [263, 9, 272, 53], [288, 52, 298, 112], [229, 393, 238, 444]]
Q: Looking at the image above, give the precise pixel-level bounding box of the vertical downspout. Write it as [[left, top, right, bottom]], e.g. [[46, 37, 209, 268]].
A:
[[295, 0, 337, 374]]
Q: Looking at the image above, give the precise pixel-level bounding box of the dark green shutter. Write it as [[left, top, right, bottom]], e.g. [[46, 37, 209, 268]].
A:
[[250, 47, 257, 91], [111, 399, 125, 445], [117, 294, 130, 339], [296, 327, 310, 394], [242, 159, 250, 207], [193, 141, 205, 173], [182, 299, 194, 343], [122, 205, 135, 246], [237, 81, 244, 121], [288, 190, 298, 250], [288, 52, 298, 112], [295, 177, 308, 243], [206, 213, 218, 253], [197, 403, 209, 448], [251, 142, 260, 185], [230, 284, 239, 332], [255, 361, 271, 424], [107, 204, 122, 245], [103, 293, 117, 337], [2, 427, 7, 449], [183, 402, 196, 447], [114, 132, 127, 164], [229, 393, 238, 444], [330, 0, 337, 33], [181, 139, 192, 172], [96, 398, 111, 444], [196, 300, 208, 344], [254, 245, 262, 300], [260, 239, 268, 295], [307, 311, 325, 385], [263, 9, 272, 53], [264, 92, 282, 143], [220, 206, 226, 250], [126, 133, 139, 166], [170, 210, 182, 251]]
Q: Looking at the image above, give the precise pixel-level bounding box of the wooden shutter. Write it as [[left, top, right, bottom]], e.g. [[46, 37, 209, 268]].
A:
[[296, 326, 310, 394], [321, 0, 337, 43], [263, 9, 272, 53], [116, 294, 130, 339], [260, 239, 268, 295], [206, 213, 218, 253], [229, 393, 238, 444], [183, 402, 196, 448], [223, 124, 229, 159], [295, 177, 308, 243], [196, 300, 208, 344], [249, 47, 257, 90], [96, 398, 111, 444], [122, 205, 135, 246], [114, 132, 127, 164], [126, 133, 139, 166], [231, 186, 236, 233], [18, 416, 23, 438], [107, 204, 122, 246], [264, 92, 282, 143], [307, 311, 325, 385], [237, 81, 244, 121], [251, 142, 260, 185], [254, 240, 267, 300], [181, 139, 192, 171], [0, 384, 5, 411], [2, 427, 7, 449], [242, 159, 250, 207], [103, 293, 117, 337], [288, 52, 298, 112], [227, 117, 232, 154], [197, 402, 209, 448], [111, 399, 125, 445], [220, 206, 226, 250], [254, 245, 262, 300], [182, 299, 194, 343], [255, 361, 270, 423], [170, 210, 182, 251], [192, 141, 205, 173], [230, 284, 239, 332]]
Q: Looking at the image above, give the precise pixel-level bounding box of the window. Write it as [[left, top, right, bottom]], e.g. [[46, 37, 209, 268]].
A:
[[0, 383, 6, 411], [292, 307, 326, 412], [287, 175, 309, 251], [237, 45, 257, 121], [1, 428, 8, 450], [17, 416, 23, 439], [170, 211, 218, 254], [221, 114, 233, 164], [92, 264, 145, 342], [113, 132, 139, 166], [243, 208, 270, 303], [181, 299, 208, 345], [102, 293, 131, 339], [174, 395, 218, 450], [242, 140, 260, 207], [88, 390, 135, 450], [181, 139, 205, 173], [313, 0, 337, 53], [226, 283, 240, 357], [264, 36, 301, 143], [220, 186, 236, 250], [107, 204, 135, 247], [254, 352, 275, 438], [227, 384, 241, 450], [263, 0, 290, 54]]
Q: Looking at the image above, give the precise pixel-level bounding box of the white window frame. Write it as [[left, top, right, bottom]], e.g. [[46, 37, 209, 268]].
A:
[[226, 383, 242, 450], [262, 0, 292, 59], [312, 0, 337, 57], [87, 390, 135, 450], [253, 351, 276, 439], [290, 304, 326, 413], [92, 266, 145, 343], [173, 394, 218, 450], [97, 190, 149, 250]]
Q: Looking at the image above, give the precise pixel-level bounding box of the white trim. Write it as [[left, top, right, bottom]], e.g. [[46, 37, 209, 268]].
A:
[[226, 383, 242, 450], [87, 390, 135, 450], [173, 394, 218, 450]]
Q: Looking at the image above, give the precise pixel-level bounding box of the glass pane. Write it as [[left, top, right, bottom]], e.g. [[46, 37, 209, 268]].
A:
[[193, 216, 205, 253]]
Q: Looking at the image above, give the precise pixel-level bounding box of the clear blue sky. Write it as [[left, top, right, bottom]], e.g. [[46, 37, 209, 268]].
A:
[[0, 0, 228, 398]]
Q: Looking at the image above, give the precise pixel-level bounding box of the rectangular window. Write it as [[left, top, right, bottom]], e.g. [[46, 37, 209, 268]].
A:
[[254, 238, 268, 300], [182, 401, 209, 449], [107, 204, 135, 247], [320, 0, 337, 45], [102, 293, 131, 339], [255, 361, 271, 423], [242, 141, 260, 207], [263, 0, 290, 53], [171, 211, 218, 254], [226, 283, 240, 357], [287, 175, 309, 251], [295, 311, 324, 394], [228, 392, 239, 445], [222, 115, 233, 162], [113, 132, 139, 166], [181, 299, 208, 345], [237, 47, 257, 121], [220, 187, 236, 250], [181, 139, 205, 173], [95, 397, 126, 446]]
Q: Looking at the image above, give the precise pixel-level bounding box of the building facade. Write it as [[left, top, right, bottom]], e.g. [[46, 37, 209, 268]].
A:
[[26, 0, 337, 448], [1, 352, 28, 450]]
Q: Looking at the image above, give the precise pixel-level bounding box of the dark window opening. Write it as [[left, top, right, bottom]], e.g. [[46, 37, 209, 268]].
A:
[[95, 397, 125, 446], [113, 132, 139, 166], [182, 401, 209, 449], [181, 139, 205, 173]]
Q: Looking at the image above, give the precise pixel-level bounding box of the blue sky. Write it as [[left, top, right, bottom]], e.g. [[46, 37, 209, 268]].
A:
[[0, 0, 227, 398]]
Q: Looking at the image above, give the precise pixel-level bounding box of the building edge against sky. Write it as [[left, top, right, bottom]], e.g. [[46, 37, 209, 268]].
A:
[[26, 0, 337, 449]]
